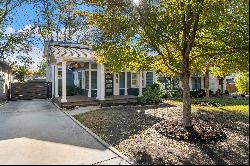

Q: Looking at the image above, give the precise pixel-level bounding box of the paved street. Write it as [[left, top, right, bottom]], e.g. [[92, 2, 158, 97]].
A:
[[0, 100, 129, 165]]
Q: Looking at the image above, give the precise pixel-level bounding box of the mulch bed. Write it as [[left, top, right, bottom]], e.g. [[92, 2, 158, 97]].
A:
[[155, 119, 227, 143], [75, 104, 249, 165]]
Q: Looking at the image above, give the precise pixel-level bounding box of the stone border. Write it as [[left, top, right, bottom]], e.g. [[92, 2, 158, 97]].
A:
[[63, 111, 137, 165]]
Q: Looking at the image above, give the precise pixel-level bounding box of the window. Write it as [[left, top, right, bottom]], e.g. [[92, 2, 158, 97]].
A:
[[191, 77, 201, 91], [226, 79, 235, 84], [131, 72, 146, 88], [131, 72, 138, 88], [58, 67, 62, 79]]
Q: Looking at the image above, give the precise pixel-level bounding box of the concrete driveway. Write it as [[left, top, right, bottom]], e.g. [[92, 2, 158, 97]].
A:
[[0, 100, 130, 165]]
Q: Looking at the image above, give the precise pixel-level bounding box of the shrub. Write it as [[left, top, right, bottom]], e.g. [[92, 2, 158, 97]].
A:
[[190, 89, 206, 98], [163, 89, 182, 98], [235, 72, 249, 94], [139, 83, 163, 105]]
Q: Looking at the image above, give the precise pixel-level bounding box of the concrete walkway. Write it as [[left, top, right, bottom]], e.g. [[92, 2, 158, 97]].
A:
[[0, 100, 130, 165]]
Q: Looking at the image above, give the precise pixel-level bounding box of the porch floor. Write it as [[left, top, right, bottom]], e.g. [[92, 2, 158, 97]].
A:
[[53, 95, 138, 108]]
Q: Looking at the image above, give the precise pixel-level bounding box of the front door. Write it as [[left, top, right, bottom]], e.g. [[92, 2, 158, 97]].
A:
[[105, 73, 113, 96]]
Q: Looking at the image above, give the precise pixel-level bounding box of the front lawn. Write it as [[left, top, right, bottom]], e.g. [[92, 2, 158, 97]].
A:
[[74, 98, 249, 165], [168, 97, 249, 115]]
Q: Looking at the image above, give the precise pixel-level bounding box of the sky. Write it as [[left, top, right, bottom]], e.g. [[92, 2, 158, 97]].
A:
[[6, 2, 95, 69], [7, 2, 41, 69]]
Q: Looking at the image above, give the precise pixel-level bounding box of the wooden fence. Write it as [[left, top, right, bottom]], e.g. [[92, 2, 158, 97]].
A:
[[10, 81, 52, 101]]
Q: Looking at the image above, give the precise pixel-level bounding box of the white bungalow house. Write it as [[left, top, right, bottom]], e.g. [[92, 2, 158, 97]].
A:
[[0, 60, 14, 99], [44, 42, 156, 104]]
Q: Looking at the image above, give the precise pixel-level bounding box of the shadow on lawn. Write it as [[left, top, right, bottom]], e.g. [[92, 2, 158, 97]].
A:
[[104, 107, 163, 145], [181, 108, 249, 165], [74, 105, 166, 146], [195, 108, 249, 136], [136, 108, 249, 165]]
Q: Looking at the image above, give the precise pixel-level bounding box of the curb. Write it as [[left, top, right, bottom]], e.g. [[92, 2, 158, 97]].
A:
[[63, 111, 137, 165], [50, 99, 62, 110]]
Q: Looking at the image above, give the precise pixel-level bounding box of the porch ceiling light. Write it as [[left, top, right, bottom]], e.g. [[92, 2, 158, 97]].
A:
[[69, 62, 82, 71]]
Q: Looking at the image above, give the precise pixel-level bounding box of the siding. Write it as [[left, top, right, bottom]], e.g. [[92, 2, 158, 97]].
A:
[[120, 89, 125, 95], [128, 88, 139, 96]]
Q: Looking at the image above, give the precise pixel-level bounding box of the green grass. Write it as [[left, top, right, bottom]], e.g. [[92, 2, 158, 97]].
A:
[[167, 98, 249, 116]]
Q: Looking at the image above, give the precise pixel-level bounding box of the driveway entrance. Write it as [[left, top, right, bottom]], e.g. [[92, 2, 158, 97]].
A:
[[0, 100, 129, 165]]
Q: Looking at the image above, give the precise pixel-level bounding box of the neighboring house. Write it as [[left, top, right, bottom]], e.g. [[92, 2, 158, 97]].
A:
[[44, 42, 156, 103], [0, 60, 13, 99], [188, 73, 237, 94], [159, 73, 237, 94]]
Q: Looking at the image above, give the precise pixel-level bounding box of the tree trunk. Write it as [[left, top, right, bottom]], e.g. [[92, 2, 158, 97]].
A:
[[182, 69, 192, 128], [205, 68, 210, 98]]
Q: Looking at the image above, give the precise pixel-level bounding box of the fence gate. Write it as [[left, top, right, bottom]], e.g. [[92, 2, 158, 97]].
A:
[[10, 81, 52, 101]]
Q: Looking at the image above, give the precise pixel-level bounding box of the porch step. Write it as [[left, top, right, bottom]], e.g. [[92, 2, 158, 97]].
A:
[[99, 98, 138, 107], [53, 96, 139, 108], [61, 101, 99, 109]]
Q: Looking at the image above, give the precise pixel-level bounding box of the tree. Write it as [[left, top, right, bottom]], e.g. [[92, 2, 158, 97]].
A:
[[235, 72, 249, 94], [34, 0, 92, 44], [13, 55, 34, 82], [81, 0, 249, 128], [34, 58, 47, 77], [0, 0, 34, 61]]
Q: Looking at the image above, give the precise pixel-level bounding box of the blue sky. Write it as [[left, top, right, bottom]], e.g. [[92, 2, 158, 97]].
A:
[[7, 3, 41, 68], [11, 3, 38, 30]]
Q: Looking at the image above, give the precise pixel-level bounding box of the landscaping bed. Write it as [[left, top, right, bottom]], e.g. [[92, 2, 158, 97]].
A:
[[74, 98, 249, 165]]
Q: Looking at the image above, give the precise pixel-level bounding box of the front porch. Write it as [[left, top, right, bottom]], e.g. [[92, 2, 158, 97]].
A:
[[53, 95, 138, 108], [45, 42, 156, 107]]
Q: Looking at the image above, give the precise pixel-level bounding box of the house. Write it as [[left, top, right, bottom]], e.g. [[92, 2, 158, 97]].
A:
[[44, 42, 156, 105], [159, 72, 237, 95], [0, 60, 13, 99]]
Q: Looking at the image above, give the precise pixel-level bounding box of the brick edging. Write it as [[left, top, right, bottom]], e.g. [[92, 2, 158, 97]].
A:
[[63, 111, 137, 165]]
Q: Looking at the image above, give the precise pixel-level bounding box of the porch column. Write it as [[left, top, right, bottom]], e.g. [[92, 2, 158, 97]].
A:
[[55, 65, 59, 98], [189, 77, 192, 90], [51, 65, 55, 97], [82, 70, 85, 89], [97, 64, 105, 100], [138, 71, 143, 97], [88, 62, 92, 97], [74, 71, 79, 86], [125, 70, 128, 95], [61, 60, 67, 103]]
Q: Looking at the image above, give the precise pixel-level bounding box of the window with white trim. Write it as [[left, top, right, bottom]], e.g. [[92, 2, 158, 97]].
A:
[[131, 72, 138, 88]]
